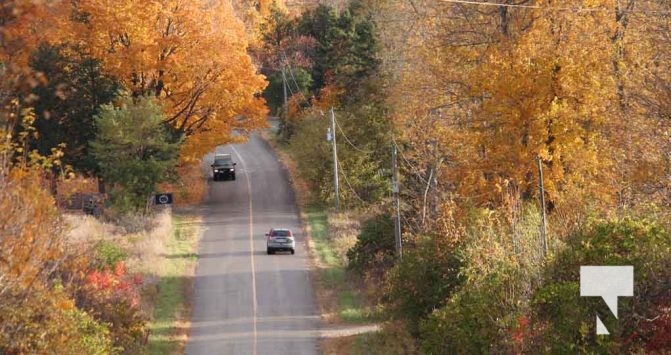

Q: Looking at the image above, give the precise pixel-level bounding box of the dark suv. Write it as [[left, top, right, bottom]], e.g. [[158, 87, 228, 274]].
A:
[[211, 153, 236, 181]]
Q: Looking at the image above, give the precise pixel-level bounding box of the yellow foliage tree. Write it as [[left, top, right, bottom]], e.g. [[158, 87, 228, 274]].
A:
[[384, 0, 667, 218], [0, 106, 114, 352], [64, 0, 268, 160]]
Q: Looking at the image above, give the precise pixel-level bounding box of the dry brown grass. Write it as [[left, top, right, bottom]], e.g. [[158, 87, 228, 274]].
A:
[[321, 335, 359, 355], [63, 211, 175, 308], [148, 213, 201, 355], [328, 212, 360, 265], [63, 213, 117, 245], [64, 211, 172, 261], [127, 211, 174, 276]]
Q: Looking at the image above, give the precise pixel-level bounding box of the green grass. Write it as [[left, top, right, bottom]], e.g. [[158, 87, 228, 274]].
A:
[[306, 204, 369, 323], [147, 215, 198, 355]]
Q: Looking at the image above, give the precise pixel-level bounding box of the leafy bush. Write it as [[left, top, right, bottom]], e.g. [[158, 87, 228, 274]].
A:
[[77, 262, 148, 353], [353, 321, 417, 354], [528, 217, 671, 353], [0, 284, 115, 355], [384, 235, 463, 333], [419, 268, 529, 354], [94, 240, 129, 269], [347, 213, 395, 272], [68, 307, 117, 354], [635, 302, 671, 352]]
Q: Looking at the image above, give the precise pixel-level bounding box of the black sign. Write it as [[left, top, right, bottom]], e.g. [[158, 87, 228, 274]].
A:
[[155, 193, 173, 205]]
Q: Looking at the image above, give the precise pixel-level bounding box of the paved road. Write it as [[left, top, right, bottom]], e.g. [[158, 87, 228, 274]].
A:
[[185, 134, 320, 355]]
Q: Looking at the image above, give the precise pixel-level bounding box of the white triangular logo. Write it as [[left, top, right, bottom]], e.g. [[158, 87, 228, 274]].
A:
[[596, 315, 609, 335]]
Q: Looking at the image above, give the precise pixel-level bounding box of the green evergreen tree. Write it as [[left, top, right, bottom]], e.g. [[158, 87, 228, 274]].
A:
[[90, 95, 180, 212], [298, 1, 379, 94], [29, 44, 120, 173]]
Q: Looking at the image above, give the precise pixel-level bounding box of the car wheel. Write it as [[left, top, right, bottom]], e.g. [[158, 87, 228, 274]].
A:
[[232, 173, 236, 180], [290, 249, 295, 255], [213, 175, 218, 181], [267, 248, 273, 255]]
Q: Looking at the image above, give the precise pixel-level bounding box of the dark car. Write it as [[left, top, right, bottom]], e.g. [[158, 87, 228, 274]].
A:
[[211, 153, 236, 181]]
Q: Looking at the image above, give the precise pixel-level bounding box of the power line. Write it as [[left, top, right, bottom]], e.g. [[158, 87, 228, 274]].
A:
[[392, 135, 430, 185], [333, 114, 373, 154], [374, 0, 671, 22], [440, 0, 545, 10], [337, 159, 368, 204], [438, 0, 663, 13], [287, 65, 305, 99], [281, 51, 311, 104], [329, 107, 340, 211], [282, 64, 295, 98], [392, 143, 403, 259]]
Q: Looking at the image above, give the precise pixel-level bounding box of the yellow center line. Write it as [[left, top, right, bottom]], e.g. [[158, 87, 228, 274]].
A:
[[231, 145, 257, 355]]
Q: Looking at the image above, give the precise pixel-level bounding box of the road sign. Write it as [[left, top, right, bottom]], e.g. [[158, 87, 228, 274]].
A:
[[155, 193, 173, 205]]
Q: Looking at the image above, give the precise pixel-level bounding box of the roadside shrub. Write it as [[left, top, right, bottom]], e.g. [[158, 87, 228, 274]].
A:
[[0, 284, 115, 355], [354, 321, 417, 354], [528, 217, 671, 353], [416, 202, 556, 354], [288, 115, 332, 201], [384, 235, 463, 333], [77, 261, 148, 353], [347, 213, 395, 273], [634, 300, 671, 352], [68, 307, 117, 354], [419, 267, 529, 354], [94, 240, 129, 269]]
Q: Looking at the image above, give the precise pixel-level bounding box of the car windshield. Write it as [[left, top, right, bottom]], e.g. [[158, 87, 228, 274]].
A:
[[272, 230, 290, 237], [214, 158, 233, 165]]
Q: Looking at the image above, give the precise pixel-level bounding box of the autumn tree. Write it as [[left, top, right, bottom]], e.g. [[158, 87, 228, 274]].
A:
[[274, 1, 390, 207], [65, 0, 268, 160], [255, 2, 316, 114], [0, 103, 116, 353], [1, 3, 154, 352], [364, 0, 671, 351]]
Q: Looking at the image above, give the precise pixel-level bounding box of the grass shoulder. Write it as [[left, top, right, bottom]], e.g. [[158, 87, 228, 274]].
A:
[[146, 213, 200, 355]]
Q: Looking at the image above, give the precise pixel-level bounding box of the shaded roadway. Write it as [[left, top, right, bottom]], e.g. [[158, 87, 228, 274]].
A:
[[185, 134, 320, 355]]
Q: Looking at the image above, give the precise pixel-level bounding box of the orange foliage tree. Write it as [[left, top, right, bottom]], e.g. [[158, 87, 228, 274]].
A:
[[0, 108, 114, 352], [383, 0, 669, 223], [62, 0, 268, 160]]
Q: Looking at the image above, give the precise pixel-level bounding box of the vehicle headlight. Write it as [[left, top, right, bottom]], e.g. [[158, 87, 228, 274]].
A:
[[214, 169, 219, 172], [230, 168, 235, 171]]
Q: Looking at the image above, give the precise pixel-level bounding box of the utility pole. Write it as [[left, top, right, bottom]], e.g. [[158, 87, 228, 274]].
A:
[[537, 157, 548, 258], [330, 108, 340, 211], [281, 67, 288, 118], [392, 144, 402, 259]]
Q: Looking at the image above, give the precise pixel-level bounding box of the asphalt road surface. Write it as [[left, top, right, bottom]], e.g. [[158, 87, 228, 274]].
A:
[[185, 134, 320, 355]]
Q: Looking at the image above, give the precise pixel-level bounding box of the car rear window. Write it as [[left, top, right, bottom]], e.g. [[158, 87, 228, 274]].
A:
[[272, 230, 290, 237]]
